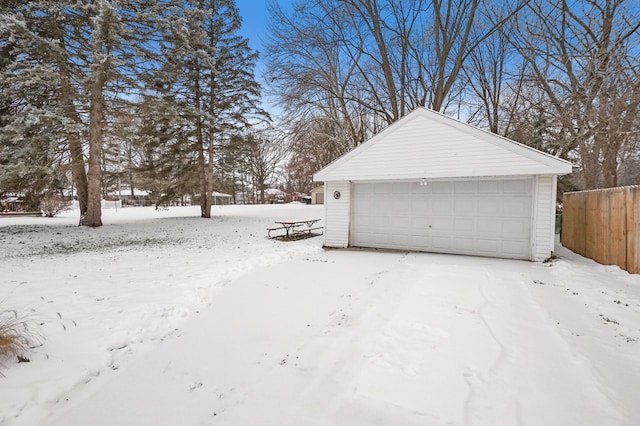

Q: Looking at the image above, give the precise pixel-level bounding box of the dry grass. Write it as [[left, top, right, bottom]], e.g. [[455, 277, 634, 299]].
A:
[[0, 309, 36, 371]]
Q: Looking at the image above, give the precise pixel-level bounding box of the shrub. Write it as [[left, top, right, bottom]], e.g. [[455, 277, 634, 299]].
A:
[[40, 193, 71, 217]]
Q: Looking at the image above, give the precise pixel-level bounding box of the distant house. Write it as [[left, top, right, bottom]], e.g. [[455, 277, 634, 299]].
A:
[[111, 187, 152, 207], [236, 188, 286, 204], [0, 193, 25, 212], [211, 191, 232, 205], [314, 107, 572, 261], [290, 192, 303, 202], [310, 185, 324, 205]]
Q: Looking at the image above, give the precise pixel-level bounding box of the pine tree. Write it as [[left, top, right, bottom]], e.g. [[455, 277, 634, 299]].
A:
[[0, 2, 70, 209], [135, 0, 265, 217]]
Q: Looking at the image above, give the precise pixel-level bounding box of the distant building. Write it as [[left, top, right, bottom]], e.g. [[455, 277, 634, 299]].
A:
[[211, 191, 232, 205], [310, 185, 324, 205], [0, 193, 25, 212]]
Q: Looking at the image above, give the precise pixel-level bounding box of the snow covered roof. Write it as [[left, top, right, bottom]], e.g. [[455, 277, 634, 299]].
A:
[[314, 107, 572, 182], [264, 188, 286, 196], [107, 187, 150, 197], [211, 191, 232, 198]]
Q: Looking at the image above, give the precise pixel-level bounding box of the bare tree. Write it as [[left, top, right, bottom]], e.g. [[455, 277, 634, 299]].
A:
[[244, 130, 287, 204], [508, 0, 640, 188], [266, 0, 524, 171], [463, 10, 515, 135]]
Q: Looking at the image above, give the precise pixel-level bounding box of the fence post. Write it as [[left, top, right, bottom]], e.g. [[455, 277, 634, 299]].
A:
[[627, 186, 640, 274]]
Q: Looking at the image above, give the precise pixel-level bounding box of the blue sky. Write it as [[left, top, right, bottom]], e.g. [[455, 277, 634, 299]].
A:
[[235, 0, 291, 112], [235, 0, 271, 56]]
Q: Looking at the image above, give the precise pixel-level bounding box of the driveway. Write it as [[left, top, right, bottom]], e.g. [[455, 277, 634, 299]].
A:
[[45, 246, 640, 426]]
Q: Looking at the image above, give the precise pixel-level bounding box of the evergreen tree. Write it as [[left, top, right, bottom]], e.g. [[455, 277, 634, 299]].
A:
[[192, 0, 265, 217], [0, 2, 70, 209], [1, 1, 163, 224], [136, 0, 265, 217]]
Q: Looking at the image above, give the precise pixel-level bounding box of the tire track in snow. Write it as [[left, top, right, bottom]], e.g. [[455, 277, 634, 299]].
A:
[[463, 265, 623, 426], [462, 267, 523, 426]]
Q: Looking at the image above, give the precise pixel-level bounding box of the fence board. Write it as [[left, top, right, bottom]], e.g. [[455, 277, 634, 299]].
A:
[[562, 186, 640, 274], [627, 186, 640, 274], [584, 191, 600, 262], [608, 189, 627, 269], [562, 192, 586, 254]]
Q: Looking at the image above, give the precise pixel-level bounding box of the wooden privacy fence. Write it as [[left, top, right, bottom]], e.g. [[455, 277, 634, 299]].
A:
[[562, 186, 640, 274]]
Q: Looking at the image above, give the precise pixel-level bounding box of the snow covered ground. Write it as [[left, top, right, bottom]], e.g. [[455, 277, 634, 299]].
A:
[[1, 204, 639, 426]]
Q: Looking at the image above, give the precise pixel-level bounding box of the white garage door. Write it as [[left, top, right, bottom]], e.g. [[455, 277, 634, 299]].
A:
[[351, 179, 533, 259]]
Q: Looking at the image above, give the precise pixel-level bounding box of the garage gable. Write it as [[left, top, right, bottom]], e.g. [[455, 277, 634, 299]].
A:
[[314, 108, 572, 182]]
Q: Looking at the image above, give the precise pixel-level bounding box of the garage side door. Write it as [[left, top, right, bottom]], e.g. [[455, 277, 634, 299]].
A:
[[351, 179, 532, 259]]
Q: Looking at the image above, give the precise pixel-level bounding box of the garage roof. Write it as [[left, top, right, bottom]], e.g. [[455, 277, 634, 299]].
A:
[[314, 107, 573, 182]]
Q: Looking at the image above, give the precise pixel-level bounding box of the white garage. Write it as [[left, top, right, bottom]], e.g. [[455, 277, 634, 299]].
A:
[[313, 108, 573, 261]]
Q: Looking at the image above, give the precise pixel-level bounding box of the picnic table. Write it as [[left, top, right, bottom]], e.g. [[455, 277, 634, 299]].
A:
[[268, 219, 323, 238]]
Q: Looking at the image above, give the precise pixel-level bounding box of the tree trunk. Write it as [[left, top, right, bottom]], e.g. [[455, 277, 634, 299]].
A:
[[205, 140, 214, 214], [431, 0, 479, 112], [51, 17, 89, 223], [579, 143, 600, 189], [197, 138, 209, 217], [194, 71, 210, 218], [84, 0, 111, 227], [601, 135, 620, 188], [86, 77, 104, 227], [70, 132, 89, 225], [205, 41, 216, 218]]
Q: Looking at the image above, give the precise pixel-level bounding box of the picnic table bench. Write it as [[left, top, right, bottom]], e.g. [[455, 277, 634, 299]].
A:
[[267, 219, 323, 239]]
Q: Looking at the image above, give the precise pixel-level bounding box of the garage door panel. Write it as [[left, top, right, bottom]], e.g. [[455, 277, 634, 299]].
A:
[[431, 198, 453, 214], [426, 215, 450, 227], [358, 216, 373, 228], [502, 219, 529, 235], [476, 238, 500, 253], [390, 219, 410, 233], [503, 198, 529, 216], [351, 179, 532, 260], [477, 219, 501, 233], [431, 236, 452, 249], [454, 181, 476, 194], [454, 198, 476, 215], [477, 199, 500, 215], [390, 197, 411, 213], [373, 216, 388, 228], [502, 240, 529, 255], [390, 234, 409, 245], [412, 222, 435, 237], [412, 197, 430, 212], [503, 180, 529, 194], [452, 237, 474, 251], [453, 218, 474, 233], [374, 183, 396, 194], [372, 232, 389, 245], [409, 217, 427, 230], [478, 181, 500, 194], [432, 182, 453, 194], [411, 235, 430, 246]]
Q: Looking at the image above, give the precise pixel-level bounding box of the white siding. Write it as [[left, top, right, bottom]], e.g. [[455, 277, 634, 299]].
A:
[[315, 108, 572, 182], [323, 182, 351, 248], [531, 175, 557, 261]]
